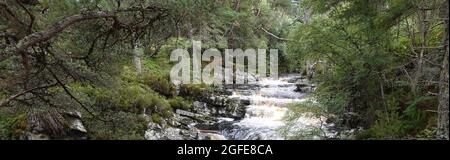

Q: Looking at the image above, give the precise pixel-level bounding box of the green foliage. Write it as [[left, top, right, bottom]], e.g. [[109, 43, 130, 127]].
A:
[[0, 91, 6, 101], [356, 93, 438, 139], [88, 68, 173, 115], [151, 113, 163, 125], [281, 101, 328, 140], [416, 126, 438, 139], [141, 74, 176, 98], [0, 115, 14, 140], [403, 96, 434, 120], [0, 59, 12, 73], [357, 111, 411, 139], [179, 84, 209, 100], [177, 84, 228, 109], [152, 97, 173, 118], [0, 113, 28, 140], [70, 64, 175, 139], [286, 0, 446, 139], [374, 0, 414, 29], [313, 89, 351, 117], [168, 97, 192, 110], [143, 59, 171, 77], [269, 0, 292, 10], [85, 111, 148, 140]]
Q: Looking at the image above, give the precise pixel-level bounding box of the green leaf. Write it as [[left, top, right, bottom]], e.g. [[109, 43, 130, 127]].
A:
[[403, 96, 434, 120]]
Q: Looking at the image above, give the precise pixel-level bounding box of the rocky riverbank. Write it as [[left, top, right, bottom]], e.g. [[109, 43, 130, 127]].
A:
[[142, 74, 320, 140], [144, 87, 250, 140]]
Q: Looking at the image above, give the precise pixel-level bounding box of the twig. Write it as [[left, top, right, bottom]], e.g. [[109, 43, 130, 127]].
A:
[[0, 83, 58, 107], [47, 67, 108, 122], [260, 27, 295, 42]]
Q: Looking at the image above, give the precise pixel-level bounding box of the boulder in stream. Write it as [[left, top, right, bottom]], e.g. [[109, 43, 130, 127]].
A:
[[191, 98, 248, 119]]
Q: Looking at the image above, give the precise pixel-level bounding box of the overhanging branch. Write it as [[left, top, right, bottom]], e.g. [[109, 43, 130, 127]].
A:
[[0, 83, 58, 107], [0, 7, 167, 62]]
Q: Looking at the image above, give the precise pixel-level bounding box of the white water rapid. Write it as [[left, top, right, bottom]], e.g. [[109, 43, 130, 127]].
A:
[[217, 74, 322, 140]]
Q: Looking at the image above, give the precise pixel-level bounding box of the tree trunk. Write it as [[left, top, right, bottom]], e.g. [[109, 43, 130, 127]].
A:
[[303, 7, 311, 24], [133, 44, 142, 74], [411, 50, 424, 94], [305, 60, 312, 80], [411, 8, 429, 94], [437, 0, 449, 140], [437, 37, 449, 140]]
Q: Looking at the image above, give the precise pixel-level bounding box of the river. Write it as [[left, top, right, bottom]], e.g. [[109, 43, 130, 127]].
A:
[[207, 74, 324, 140]]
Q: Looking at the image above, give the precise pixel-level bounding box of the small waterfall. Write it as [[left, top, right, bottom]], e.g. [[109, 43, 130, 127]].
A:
[[217, 74, 317, 140]]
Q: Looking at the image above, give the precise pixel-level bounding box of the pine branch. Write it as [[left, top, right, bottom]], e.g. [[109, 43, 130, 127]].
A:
[[260, 27, 295, 42], [0, 7, 167, 62], [0, 83, 58, 107]]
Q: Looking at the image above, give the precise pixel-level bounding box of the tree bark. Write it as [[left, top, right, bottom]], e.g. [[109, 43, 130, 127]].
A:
[[437, 0, 449, 140], [133, 44, 142, 74], [411, 8, 429, 94], [303, 6, 311, 24], [437, 36, 449, 140]]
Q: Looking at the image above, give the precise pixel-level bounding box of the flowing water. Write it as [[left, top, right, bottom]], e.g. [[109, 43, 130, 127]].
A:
[[214, 74, 322, 140]]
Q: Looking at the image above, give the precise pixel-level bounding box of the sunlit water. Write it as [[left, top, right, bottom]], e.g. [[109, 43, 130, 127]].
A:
[[215, 74, 322, 140]]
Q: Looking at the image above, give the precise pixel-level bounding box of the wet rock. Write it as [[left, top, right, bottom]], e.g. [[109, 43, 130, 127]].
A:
[[195, 123, 220, 131], [22, 115, 49, 140], [195, 120, 234, 131], [144, 122, 165, 140], [164, 128, 184, 140], [175, 109, 214, 124], [203, 133, 227, 140], [294, 83, 315, 93], [24, 132, 51, 140], [145, 122, 201, 140], [21, 110, 87, 140], [193, 101, 212, 115], [287, 76, 303, 83], [224, 98, 247, 119], [173, 113, 195, 126], [224, 84, 260, 91], [181, 128, 201, 140], [167, 114, 182, 128], [63, 111, 87, 139], [145, 122, 183, 140], [191, 98, 247, 119], [223, 90, 234, 95]]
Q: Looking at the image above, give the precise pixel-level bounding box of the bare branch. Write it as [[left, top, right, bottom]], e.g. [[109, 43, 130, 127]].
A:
[[0, 0, 27, 28], [47, 67, 109, 122], [16, 0, 35, 33], [0, 83, 58, 107], [260, 27, 294, 42]]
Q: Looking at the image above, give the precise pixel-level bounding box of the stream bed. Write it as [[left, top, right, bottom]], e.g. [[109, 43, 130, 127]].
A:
[[201, 74, 324, 140]]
